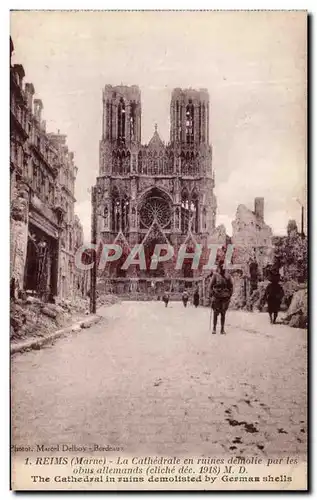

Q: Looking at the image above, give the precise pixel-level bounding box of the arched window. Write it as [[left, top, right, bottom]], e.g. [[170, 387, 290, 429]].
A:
[[104, 205, 109, 229], [186, 101, 194, 145], [176, 100, 180, 141], [153, 151, 158, 174], [117, 98, 126, 144], [111, 187, 120, 232], [202, 103, 206, 143], [131, 206, 136, 228], [119, 151, 125, 175], [190, 152, 196, 175], [112, 150, 118, 174], [169, 152, 174, 174], [159, 155, 164, 174], [148, 153, 153, 175], [130, 101, 136, 141], [181, 188, 190, 233], [138, 151, 143, 174], [180, 151, 185, 172], [121, 195, 130, 233], [191, 189, 199, 233], [203, 207, 207, 231], [123, 151, 130, 175], [175, 207, 180, 229]]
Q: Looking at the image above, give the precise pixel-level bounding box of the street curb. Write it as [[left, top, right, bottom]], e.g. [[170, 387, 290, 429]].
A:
[[10, 315, 102, 355]]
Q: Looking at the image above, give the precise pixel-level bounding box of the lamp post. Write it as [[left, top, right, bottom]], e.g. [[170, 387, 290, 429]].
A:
[[90, 186, 97, 314]]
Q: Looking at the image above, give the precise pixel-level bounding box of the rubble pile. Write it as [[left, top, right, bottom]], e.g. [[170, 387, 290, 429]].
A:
[[97, 293, 120, 307], [10, 296, 88, 342], [281, 279, 303, 310], [55, 296, 90, 315], [281, 285, 307, 329], [248, 281, 270, 311], [230, 278, 246, 310]]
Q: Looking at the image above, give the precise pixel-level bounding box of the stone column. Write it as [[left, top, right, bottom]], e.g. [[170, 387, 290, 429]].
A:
[[113, 103, 118, 142], [194, 103, 200, 144], [126, 102, 131, 142], [174, 205, 181, 232], [130, 205, 137, 232], [181, 103, 186, 143], [170, 103, 175, 143], [103, 201, 110, 231], [202, 103, 206, 143]]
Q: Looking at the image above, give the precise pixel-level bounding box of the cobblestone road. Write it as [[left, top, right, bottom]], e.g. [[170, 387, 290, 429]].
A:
[[11, 301, 307, 459]]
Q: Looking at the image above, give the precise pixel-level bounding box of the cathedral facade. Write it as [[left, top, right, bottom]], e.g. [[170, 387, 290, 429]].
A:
[[94, 85, 219, 297]]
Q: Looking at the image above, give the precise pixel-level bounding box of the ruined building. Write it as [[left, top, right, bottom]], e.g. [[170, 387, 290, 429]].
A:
[[94, 85, 222, 297], [231, 198, 273, 283], [10, 37, 82, 302]]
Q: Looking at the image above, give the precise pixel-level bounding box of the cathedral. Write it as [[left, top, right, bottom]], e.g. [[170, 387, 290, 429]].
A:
[[94, 85, 222, 298]]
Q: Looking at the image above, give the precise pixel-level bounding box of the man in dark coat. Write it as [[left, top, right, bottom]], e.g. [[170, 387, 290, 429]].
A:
[[193, 287, 200, 308], [263, 273, 284, 324], [209, 261, 233, 334], [162, 291, 170, 307], [182, 290, 189, 307]]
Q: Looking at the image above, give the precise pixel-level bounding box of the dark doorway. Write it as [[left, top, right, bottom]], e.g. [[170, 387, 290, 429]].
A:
[[24, 224, 58, 299]]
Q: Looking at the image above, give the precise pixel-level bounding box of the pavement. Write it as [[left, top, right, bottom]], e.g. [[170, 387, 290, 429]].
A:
[[11, 301, 307, 458], [10, 314, 101, 354]]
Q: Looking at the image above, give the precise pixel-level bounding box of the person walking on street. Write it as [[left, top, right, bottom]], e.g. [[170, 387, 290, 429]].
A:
[[193, 286, 200, 308], [209, 261, 233, 334], [162, 290, 170, 307], [263, 272, 284, 324], [182, 290, 189, 307]]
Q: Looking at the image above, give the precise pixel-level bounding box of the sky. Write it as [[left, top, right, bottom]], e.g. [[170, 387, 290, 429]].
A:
[[10, 11, 307, 239]]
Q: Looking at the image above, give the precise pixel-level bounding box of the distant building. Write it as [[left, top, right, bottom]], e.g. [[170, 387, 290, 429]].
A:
[[47, 133, 77, 300], [73, 215, 90, 297]]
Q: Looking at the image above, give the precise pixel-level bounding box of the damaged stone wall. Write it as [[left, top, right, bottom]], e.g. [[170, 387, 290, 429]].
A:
[[10, 37, 86, 303], [10, 185, 29, 291], [231, 198, 273, 277]]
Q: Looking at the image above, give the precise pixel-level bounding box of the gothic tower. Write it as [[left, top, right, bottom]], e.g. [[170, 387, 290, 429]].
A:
[[169, 88, 216, 239], [99, 84, 141, 177]]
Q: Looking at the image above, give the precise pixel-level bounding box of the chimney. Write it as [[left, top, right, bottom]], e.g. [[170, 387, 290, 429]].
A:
[[25, 83, 35, 111], [254, 197, 264, 221], [33, 98, 43, 122]]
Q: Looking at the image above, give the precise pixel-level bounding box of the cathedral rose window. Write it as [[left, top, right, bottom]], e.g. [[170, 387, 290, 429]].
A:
[[140, 192, 171, 229]]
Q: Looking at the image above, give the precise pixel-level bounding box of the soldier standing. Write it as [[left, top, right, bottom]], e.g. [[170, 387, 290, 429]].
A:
[[209, 261, 233, 334]]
